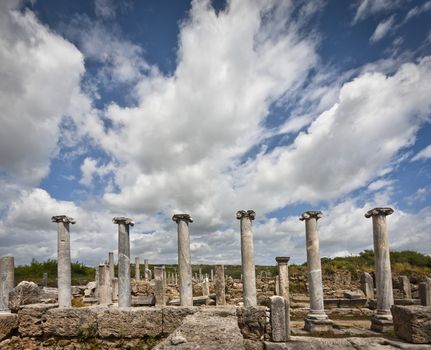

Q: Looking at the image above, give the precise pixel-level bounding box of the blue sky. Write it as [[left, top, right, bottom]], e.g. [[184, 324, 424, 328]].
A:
[[0, 0, 430, 266]]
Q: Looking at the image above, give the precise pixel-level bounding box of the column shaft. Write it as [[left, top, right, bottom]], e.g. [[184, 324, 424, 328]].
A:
[[57, 222, 72, 308], [215, 265, 226, 305], [108, 252, 115, 280], [135, 257, 140, 281], [177, 220, 193, 306], [118, 222, 131, 307], [0, 256, 14, 312]]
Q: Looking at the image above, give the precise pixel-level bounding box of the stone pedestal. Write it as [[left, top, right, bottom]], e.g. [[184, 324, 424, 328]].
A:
[[0, 256, 14, 312], [399, 276, 412, 299], [237, 210, 257, 307], [113, 217, 134, 307], [135, 257, 141, 281], [419, 278, 431, 306], [365, 207, 394, 332], [215, 265, 226, 305], [51, 215, 75, 308], [300, 211, 332, 331], [173, 214, 193, 307], [270, 296, 290, 341], [154, 266, 166, 307]]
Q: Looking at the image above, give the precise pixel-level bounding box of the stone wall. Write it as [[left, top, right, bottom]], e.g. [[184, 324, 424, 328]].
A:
[[0, 304, 268, 350]]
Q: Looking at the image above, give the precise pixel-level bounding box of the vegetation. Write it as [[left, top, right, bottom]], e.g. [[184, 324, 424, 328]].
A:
[[14, 250, 430, 286]]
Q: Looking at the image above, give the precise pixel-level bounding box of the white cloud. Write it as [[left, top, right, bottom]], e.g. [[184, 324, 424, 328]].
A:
[[94, 0, 116, 19], [411, 144, 431, 161], [79, 157, 116, 187], [404, 1, 431, 22], [0, 0, 85, 184], [370, 16, 395, 43], [353, 0, 400, 23]]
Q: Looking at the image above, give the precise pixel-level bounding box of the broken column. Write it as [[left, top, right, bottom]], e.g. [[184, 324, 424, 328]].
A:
[[360, 272, 375, 300], [0, 256, 14, 312], [42, 272, 48, 288], [215, 265, 226, 305], [399, 276, 412, 299], [270, 295, 290, 342], [144, 259, 150, 281], [98, 264, 112, 305], [172, 214, 193, 307], [154, 266, 166, 307], [236, 210, 257, 307], [203, 275, 210, 297], [365, 207, 394, 332], [135, 257, 141, 281], [419, 278, 431, 306], [113, 217, 134, 307], [51, 215, 75, 308], [276, 257, 290, 300], [299, 211, 332, 332]]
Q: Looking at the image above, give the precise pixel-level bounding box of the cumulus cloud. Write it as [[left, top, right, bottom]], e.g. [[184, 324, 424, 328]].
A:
[[370, 16, 395, 43], [0, 0, 85, 184]]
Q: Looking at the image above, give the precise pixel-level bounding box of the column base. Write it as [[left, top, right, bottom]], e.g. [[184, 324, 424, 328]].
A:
[[370, 314, 393, 333], [304, 315, 333, 333]]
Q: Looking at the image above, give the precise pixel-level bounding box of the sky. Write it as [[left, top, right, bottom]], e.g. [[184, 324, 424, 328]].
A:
[[0, 0, 430, 267]]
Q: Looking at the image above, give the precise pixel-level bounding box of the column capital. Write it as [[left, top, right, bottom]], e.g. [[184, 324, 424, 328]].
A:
[[275, 256, 290, 264], [365, 207, 394, 218], [112, 217, 134, 226], [236, 210, 256, 220], [51, 215, 76, 224], [172, 213, 193, 223], [299, 211, 322, 221]]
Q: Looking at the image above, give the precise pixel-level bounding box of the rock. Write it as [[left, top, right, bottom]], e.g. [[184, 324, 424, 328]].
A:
[[154, 309, 244, 349], [43, 307, 98, 337], [0, 313, 18, 341], [343, 291, 364, 299], [171, 332, 187, 345], [40, 287, 58, 302], [18, 303, 57, 337], [8, 281, 42, 311], [392, 305, 431, 344], [97, 307, 162, 338], [236, 306, 267, 341], [162, 307, 197, 334]]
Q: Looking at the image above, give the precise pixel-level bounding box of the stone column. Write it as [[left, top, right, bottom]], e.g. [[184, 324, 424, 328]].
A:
[[144, 259, 150, 281], [108, 252, 115, 280], [154, 266, 166, 307], [399, 276, 412, 299], [172, 214, 193, 307], [215, 265, 226, 306], [0, 256, 14, 312], [199, 268, 203, 282], [365, 207, 394, 332], [203, 275, 209, 297], [276, 257, 290, 300], [210, 269, 214, 282], [51, 215, 75, 308], [299, 211, 332, 332], [419, 278, 431, 306], [113, 217, 134, 307], [135, 257, 141, 281], [42, 272, 48, 288], [275, 275, 280, 296], [98, 264, 112, 305], [112, 277, 119, 301], [236, 210, 257, 307]]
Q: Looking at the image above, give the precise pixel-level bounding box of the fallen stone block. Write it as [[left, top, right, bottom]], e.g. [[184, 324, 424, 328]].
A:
[[392, 305, 431, 344], [8, 281, 42, 312], [18, 303, 57, 337], [162, 306, 197, 335]]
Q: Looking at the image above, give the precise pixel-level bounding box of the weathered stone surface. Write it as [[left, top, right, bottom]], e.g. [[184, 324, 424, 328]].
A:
[[154, 309, 244, 350], [162, 306, 197, 334], [0, 313, 18, 341], [392, 305, 431, 344], [18, 303, 57, 337], [97, 307, 162, 338], [8, 281, 42, 312], [270, 296, 289, 342], [236, 306, 267, 341], [43, 307, 98, 337]]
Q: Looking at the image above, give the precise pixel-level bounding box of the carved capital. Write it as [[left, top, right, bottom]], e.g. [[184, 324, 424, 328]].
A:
[[112, 217, 134, 226], [275, 256, 290, 264], [172, 213, 193, 224], [236, 210, 256, 220], [365, 207, 394, 218], [299, 211, 323, 221], [51, 215, 76, 224]]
